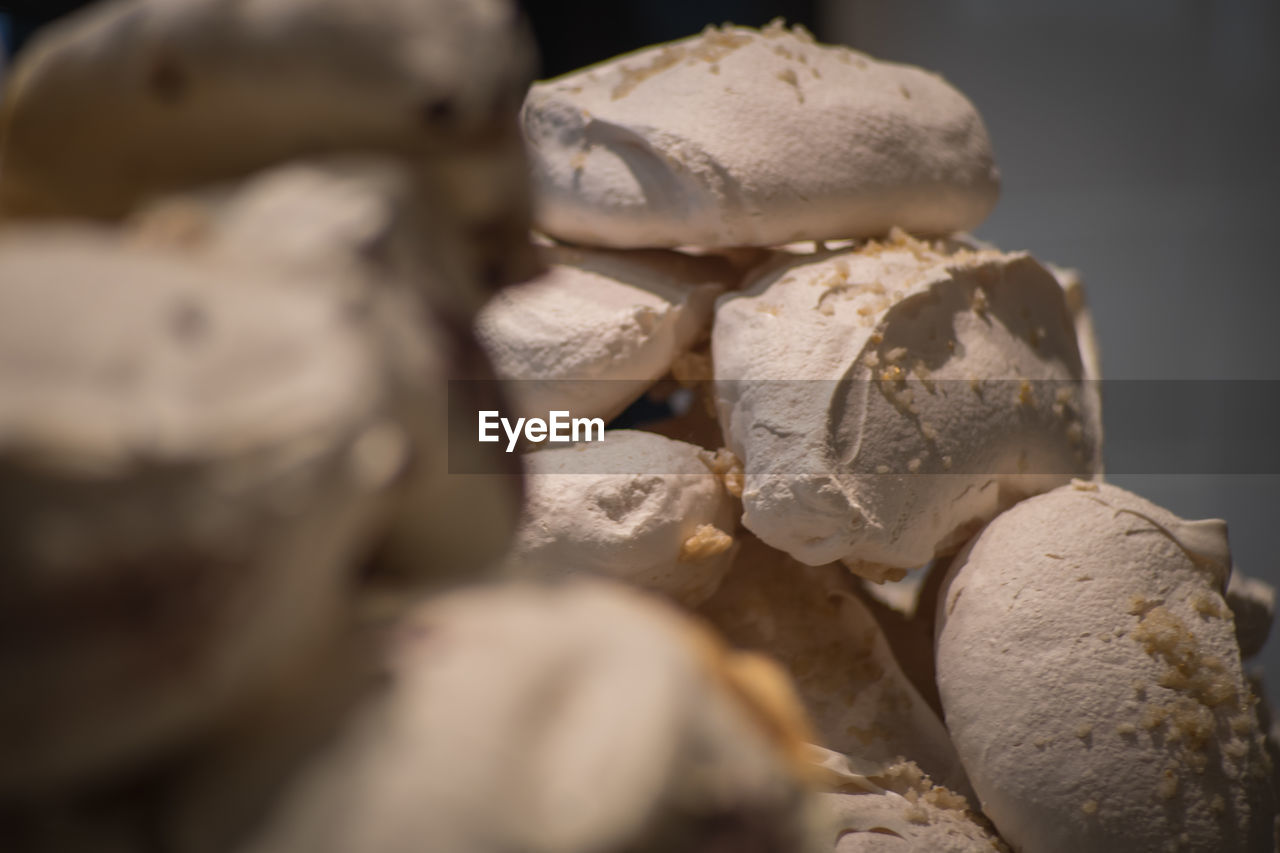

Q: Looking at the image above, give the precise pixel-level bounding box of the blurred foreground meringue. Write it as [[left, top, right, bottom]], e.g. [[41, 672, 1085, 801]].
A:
[[0, 228, 399, 795], [129, 156, 526, 584], [0, 0, 539, 289], [237, 580, 824, 853]]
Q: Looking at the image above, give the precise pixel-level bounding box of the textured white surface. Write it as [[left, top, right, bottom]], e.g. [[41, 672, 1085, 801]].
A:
[[935, 481, 1274, 852], [503, 430, 738, 606], [476, 245, 728, 422], [699, 534, 972, 798], [713, 233, 1101, 577], [522, 21, 998, 248], [237, 581, 821, 853]]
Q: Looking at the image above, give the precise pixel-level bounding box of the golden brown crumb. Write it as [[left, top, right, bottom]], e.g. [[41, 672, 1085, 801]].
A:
[[904, 804, 930, 825], [700, 448, 744, 498], [679, 524, 734, 562]]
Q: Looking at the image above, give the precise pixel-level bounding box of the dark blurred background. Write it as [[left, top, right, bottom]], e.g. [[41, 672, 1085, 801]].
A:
[[3, 0, 1278, 688]]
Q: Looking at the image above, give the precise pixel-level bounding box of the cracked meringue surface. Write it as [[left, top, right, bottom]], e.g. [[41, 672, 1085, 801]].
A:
[[522, 21, 999, 249], [935, 481, 1275, 852], [713, 232, 1102, 578]]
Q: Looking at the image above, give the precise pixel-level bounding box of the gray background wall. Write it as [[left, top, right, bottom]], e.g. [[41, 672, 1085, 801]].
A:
[[824, 0, 1280, 694]]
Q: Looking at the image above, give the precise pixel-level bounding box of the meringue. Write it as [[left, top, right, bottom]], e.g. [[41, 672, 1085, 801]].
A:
[[130, 157, 509, 321], [476, 244, 729, 423], [236, 581, 822, 853], [0, 0, 538, 288], [0, 227, 396, 795], [522, 21, 999, 248], [502, 430, 737, 606], [699, 534, 972, 797], [935, 481, 1275, 852], [713, 232, 1102, 577], [129, 159, 526, 583]]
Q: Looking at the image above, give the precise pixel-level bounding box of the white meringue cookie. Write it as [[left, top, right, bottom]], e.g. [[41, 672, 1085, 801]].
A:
[[699, 534, 973, 798], [0, 0, 539, 288], [0, 0, 531, 216], [131, 157, 505, 321], [130, 159, 526, 584], [503, 430, 737, 606], [476, 245, 729, 422], [935, 481, 1275, 852], [713, 232, 1102, 577], [522, 21, 999, 248], [236, 581, 822, 853], [0, 227, 396, 795]]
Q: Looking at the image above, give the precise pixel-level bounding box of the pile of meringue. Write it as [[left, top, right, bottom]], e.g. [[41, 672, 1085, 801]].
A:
[[0, 4, 1274, 852]]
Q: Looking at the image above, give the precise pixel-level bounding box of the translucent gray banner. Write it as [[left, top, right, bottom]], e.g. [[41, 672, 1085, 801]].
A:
[[447, 380, 1280, 475]]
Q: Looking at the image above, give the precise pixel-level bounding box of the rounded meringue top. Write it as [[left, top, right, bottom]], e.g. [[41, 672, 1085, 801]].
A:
[[935, 481, 1273, 852], [523, 20, 999, 248]]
